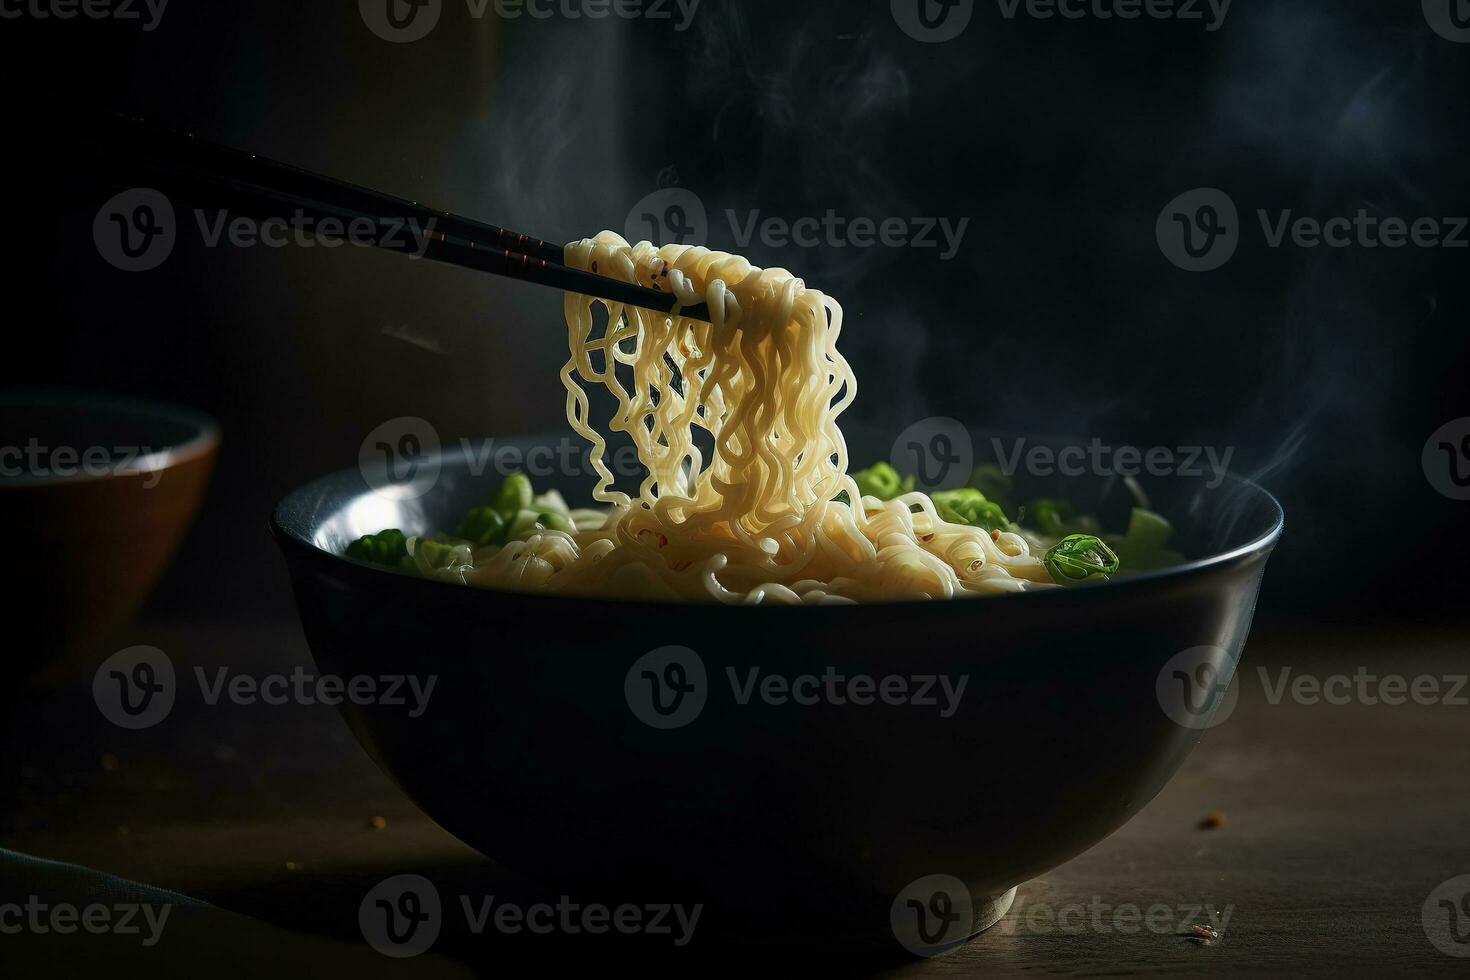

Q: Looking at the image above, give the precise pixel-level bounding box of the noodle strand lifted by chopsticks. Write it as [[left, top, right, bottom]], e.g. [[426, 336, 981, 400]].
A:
[[457, 231, 1052, 603]]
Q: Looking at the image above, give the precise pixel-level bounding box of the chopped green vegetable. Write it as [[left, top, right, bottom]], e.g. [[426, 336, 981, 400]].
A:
[[503, 508, 575, 542], [1024, 498, 1072, 537], [930, 487, 1013, 533], [851, 461, 908, 501], [413, 535, 474, 573], [1022, 498, 1102, 538], [345, 529, 408, 567], [1108, 508, 1184, 571], [455, 506, 508, 547], [491, 472, 535, 523], [967, 465, 1015, 516], [1043, 533, 1121, 584]]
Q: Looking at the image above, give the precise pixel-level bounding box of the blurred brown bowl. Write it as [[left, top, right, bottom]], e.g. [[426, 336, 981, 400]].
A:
[[1, 389, 218, 689]]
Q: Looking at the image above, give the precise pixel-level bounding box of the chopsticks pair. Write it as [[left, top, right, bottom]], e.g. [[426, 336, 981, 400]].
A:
[[40, 103, 712, 323]]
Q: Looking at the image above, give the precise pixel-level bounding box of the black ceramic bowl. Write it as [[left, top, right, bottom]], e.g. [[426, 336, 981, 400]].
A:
[[272, 431, 1282, 952]]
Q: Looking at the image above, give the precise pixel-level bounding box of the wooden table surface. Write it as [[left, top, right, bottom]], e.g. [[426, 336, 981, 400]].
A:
[[3, 616, 1468, 976]]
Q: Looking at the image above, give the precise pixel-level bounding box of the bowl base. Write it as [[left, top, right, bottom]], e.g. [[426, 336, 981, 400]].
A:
[[970, 886, 1019, 938]]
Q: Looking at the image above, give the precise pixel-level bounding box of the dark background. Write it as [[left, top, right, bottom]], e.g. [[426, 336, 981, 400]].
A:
[[2, 0, 1467, 628]]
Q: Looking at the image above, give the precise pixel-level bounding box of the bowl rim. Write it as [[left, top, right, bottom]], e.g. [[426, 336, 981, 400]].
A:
[[0, 387, 220, 489], [272, 436, 1284, 609]]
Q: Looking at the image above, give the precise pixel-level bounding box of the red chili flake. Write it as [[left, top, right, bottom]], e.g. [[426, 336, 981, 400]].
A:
[[990, 529, 1001, 541], [1198, 812, 1226, 830], [368, 815, 388, 830]]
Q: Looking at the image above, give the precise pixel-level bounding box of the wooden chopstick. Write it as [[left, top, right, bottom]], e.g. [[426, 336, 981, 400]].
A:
[[42, 104, 712, 323]]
